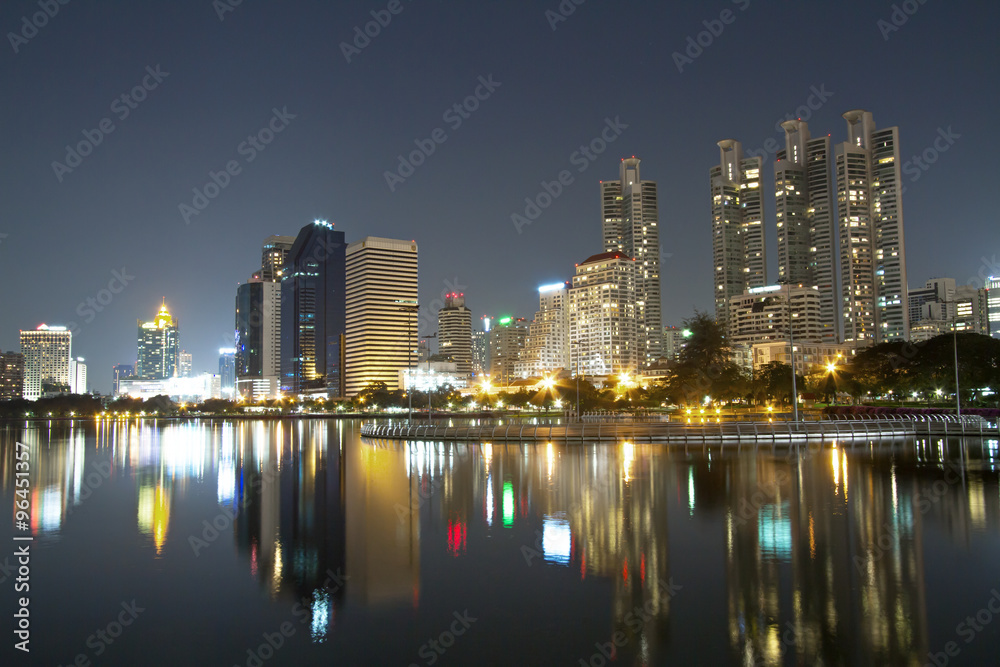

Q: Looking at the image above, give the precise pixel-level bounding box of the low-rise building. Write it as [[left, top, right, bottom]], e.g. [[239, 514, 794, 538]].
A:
[[728, 284, 823, 346], [117, 374, 222, 402]]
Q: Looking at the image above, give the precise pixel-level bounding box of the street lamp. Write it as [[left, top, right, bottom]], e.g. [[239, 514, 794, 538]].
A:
[[571, 340, 581, 422], [424, 332, 438, 424], [786, 284, 799, 422], [824, 362, 838, 405], [397, 302, 419, 425], [943, 300, 962, 417]]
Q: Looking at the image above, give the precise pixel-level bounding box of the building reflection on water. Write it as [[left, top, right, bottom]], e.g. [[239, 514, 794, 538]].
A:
[[1, 421, 998, 663]]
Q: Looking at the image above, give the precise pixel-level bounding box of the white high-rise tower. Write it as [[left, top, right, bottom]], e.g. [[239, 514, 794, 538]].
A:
[[774, 120, 838, 342], [601, 158, 663, 364], [835, 110, 908, 345], [710, 140, 766, 331]]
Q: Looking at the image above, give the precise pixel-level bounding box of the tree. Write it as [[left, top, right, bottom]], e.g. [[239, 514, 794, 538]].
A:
[[661, 311, 745, 406], [754, 362, 805, 405], [676, 311, 730, 369], [845, 333, 1000, 405]]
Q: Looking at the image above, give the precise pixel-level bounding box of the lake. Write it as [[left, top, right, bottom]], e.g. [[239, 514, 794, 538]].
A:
[[1, 419, 999, 666]]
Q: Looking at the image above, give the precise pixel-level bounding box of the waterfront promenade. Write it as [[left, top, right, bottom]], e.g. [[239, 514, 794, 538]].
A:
[[361, 415, 999, 445]]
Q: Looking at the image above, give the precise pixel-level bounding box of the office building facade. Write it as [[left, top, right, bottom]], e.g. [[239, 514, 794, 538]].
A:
[[236, 277, 282, 399], [344, 236, 418, 396], [281, 221, 347, 396], [19, 324, 72, 400]]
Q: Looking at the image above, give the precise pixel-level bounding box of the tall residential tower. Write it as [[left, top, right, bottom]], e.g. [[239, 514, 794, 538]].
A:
[[774, 120, 838, 342], [711, 141, 766, 331], [601, 158, 663, 365], [836, 110, 908, 345]]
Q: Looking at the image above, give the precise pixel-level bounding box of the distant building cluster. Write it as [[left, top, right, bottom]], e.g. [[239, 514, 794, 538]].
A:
[[4, 113, 999, 403], [481, 158, 666, 387], [232, 221, 425, 400], [711, 109, 998, 374]]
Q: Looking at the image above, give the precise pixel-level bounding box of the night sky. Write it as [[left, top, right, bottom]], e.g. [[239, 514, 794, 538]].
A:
[[2, 0, 998, 393]]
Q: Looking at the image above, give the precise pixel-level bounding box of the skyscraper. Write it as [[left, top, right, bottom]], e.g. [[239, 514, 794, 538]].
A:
[[774, 120, 838, 342], [19, 324, 72, 400], [137, 301, 179, 380], [601, 158, 663, 365], [569, 252, 638, 377], [437, 293, 472, 376], [218, 349, 235, 393], [344, 236, 418, 396], [261, 235, 296, 282], [236, 275, 282, 399], [281, 220, 347, 396], [711, 141, 766, 330], [836, 110, 908, 345], [0, 351, 25, 401], [472, 327, 488, 375]]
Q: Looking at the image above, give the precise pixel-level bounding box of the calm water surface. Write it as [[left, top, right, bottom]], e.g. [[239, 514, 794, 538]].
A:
[[1, 419, 999, 666]]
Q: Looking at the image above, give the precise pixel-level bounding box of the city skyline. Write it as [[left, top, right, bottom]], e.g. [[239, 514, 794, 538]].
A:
[[2, 2, 998, 393]]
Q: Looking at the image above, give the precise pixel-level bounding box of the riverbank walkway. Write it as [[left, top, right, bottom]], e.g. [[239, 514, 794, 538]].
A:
[[361, 415, 999, 444]]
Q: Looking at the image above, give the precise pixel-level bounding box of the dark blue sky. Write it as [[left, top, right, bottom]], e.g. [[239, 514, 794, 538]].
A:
[[2, 0, 998, 393]]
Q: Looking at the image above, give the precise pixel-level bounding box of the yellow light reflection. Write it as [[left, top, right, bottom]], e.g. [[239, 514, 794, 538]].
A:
[[831, 448, 840, 491], [809, 513, 816, 559], [271, 537, 283, 599], [623, 442, 634, 483]]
